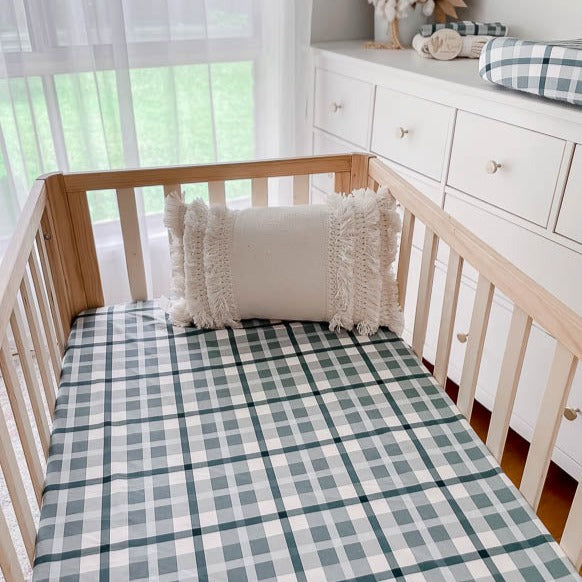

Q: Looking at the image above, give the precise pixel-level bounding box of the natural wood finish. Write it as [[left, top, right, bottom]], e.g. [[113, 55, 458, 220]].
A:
[[207, 181, 226, 206], [66, 191, 104, 309], [0, 180, 46, 342], [412, 228, 438, 358], [434, 249, 463, 386], [561, 481, 582, 569], [293, 174, 310, 205], [116, 188, 148, 301], [486, 307, 532, 461], [520, 343, 577, 510], [163, 184, 181, 198], [42, 174, 88, 334], [10, 302, 51, 457], [350, 154, 372, 190], [0, 506, 25, 582], [35, 230, 65, 352], [64, 155, 353, 192], [251, 178, 268, 207], [367, 177, 379, 192], [0, 341, 45, 505], [20, 276, 57, 416], [29, 248, 61, 377], [334, 171, 351, 195], [0, 399, 36, 562], [397, 209, 415, 310], [456, 275, 494, 419], [369, 158, 582, 361]]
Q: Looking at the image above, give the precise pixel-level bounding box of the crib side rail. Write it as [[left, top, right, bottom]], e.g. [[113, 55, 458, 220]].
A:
[[56, 153, 362, 307], [367, 157, 582, 570], [0, 177, 65, 581]]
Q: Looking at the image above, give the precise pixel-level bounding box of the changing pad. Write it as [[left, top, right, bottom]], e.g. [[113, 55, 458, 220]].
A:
[[479, 37, 582, 106]]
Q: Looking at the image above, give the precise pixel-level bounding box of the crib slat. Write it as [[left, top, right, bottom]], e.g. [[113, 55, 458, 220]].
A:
[[486, 307, 532, 461], [208, 181, 226, 206], [10, 303, 51, 457], [0, 341, 45, 505], [163, 184, 180, 199], [334, 171, 350, 195], [0, 505, 25, 582], [293, 174, 310, 205], [116, 188, 148, 301], [412, 228, 438, 358], [36, 230, 65, 353], [367, 177, 379, 192], [561, 480, 582, 569], [397, 209, 415, 310], [456, 275, 494, 418], [520, 343, 577, 510], [20, 276, 57, 416], [29, 250, 61, 379], [0, 399, 36, 562], [251, 178, 268, 207], [434, 249, 463, 387]]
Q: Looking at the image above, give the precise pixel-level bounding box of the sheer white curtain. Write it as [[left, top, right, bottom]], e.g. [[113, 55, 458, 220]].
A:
[[0, 0, 313, 302]]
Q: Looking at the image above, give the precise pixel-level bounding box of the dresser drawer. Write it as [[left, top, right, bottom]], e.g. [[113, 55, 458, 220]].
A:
[[556, 145, 582, 245], [371, 87, 453, 181], [448, 112, 565, 226], [313, 69, 373, 148]]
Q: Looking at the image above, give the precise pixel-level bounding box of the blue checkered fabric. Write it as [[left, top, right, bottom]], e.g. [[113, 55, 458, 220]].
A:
[[419, 21, 507, 38], [480, 37, 582, 106], [33, 302, 578, 581]]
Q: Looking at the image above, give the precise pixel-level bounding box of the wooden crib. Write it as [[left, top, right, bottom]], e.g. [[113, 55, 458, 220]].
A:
[[0, 153, 581, 580]]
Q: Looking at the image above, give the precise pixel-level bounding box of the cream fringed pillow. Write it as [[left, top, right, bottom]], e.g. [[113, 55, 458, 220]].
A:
[[164, 188, 403, 336]]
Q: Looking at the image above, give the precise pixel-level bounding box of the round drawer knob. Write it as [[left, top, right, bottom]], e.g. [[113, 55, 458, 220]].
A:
[[564, 407, 581, 421], [456, 332, 469, 344], [486, 160, 502, 174], [396, 127, 409, 139], [329, 101, 343, 113]]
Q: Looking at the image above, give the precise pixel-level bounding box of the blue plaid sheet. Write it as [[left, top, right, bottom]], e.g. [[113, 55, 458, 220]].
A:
[[480, 37, 582, 106], [33, 302, 578, 581]]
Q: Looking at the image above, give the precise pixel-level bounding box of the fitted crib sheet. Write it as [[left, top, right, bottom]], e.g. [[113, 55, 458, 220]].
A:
[[33, 302, 578, 581]]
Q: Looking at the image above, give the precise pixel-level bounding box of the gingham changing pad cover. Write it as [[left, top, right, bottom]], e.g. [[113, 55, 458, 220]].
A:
[[33, 302, 578, 581], [480, 37, 582, 106]]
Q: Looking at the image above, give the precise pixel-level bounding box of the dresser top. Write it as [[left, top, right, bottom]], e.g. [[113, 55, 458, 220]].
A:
[[312, 41, 582, 125]]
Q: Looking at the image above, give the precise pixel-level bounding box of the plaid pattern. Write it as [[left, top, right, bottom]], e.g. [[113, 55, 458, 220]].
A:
[[34, 302, 578, 581], [480, 37, 582, 106], [420, 21, 507, 38]]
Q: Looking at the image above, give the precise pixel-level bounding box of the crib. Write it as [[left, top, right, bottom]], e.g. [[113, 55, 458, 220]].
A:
[[0, 153, 581, 580]]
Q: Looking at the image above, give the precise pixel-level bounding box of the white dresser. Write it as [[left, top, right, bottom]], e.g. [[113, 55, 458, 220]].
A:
[[310, 41, 582, 479]]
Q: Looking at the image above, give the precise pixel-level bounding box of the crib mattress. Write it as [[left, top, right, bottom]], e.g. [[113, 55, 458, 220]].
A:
[[33, 302, 577, 581], [479, 37, 582, 106]]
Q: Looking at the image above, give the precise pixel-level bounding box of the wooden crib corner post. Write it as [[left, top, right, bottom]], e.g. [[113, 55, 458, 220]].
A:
[[41, 173, 104, 336], [350, 153, 375, 191]]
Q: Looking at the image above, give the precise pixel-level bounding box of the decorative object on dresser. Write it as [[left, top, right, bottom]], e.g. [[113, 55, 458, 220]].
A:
[[413, 28, 490, 60], [311, 41, 582, 486], [432, 0, 467, 23], [480, 37, 582, 106], [368, 0, 436, 49]]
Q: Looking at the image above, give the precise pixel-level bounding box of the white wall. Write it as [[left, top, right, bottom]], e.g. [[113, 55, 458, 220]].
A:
[[465, 1, 582, 40], [311, 0, 373, 43]]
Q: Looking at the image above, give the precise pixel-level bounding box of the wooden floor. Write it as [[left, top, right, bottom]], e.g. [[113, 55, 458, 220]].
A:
[[423, 361, 577, 544]]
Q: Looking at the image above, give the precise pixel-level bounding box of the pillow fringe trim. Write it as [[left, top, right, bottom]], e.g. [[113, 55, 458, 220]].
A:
[[328, 196, 355, 332], [184, 200, 215, 328], [163, 191, 191, 326], [204, 206, 242, 328]]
